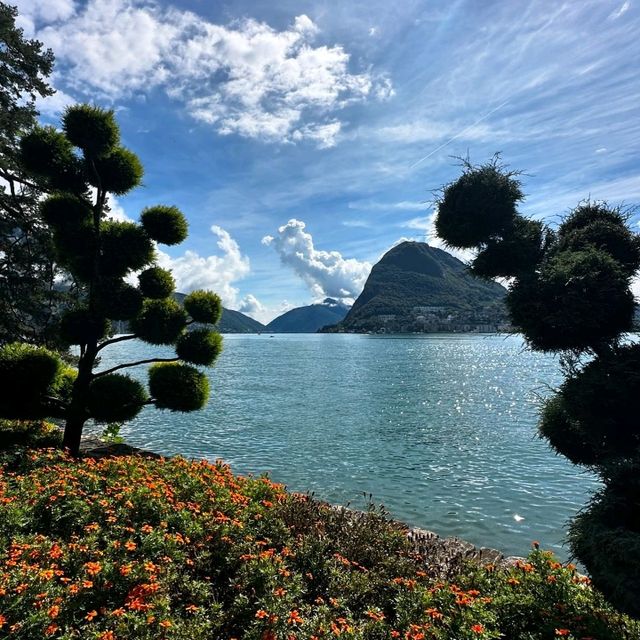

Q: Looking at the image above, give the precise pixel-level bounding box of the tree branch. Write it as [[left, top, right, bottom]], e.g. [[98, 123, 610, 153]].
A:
[[93, 357, 179, 378], [96, 333, 137, 352]]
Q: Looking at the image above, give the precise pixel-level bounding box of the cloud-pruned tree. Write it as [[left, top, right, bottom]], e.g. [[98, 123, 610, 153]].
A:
[[435, 157, 640, 617], [0, 104, 223, 456]]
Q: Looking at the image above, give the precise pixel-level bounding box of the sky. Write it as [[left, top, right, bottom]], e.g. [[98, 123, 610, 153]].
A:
[[12, 0, 640, 323]]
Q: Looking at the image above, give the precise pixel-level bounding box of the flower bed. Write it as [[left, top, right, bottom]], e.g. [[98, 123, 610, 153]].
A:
[[0, 449, 638, 639]]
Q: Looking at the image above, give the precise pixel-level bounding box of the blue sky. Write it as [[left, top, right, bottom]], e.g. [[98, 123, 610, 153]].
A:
[[14, 0, 640, 322]]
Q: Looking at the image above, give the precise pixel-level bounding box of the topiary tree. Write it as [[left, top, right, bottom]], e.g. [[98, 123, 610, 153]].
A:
[[435, 158, 640, 616], [0, 104, 223, 456]]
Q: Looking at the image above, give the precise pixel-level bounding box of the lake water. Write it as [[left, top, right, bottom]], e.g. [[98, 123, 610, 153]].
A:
[[95, 333, 599, 559]]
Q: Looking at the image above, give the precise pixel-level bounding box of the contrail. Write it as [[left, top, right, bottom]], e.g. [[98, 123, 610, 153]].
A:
[[409, 99, 510, 170]]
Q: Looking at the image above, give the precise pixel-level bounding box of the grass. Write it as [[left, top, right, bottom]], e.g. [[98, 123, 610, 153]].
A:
[[0, 448, 638, 639]]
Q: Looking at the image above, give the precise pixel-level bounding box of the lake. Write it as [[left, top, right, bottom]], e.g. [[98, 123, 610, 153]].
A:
[[95, 333, 599, 559]]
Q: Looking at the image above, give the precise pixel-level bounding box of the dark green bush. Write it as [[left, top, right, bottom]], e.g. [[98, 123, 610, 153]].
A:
[[471, 218, 549, 278], [87, 374, 147, 423], [59, 308, 110, 345], [0, 343, 62, 418], [90, 146, 143, 195], [184, 290, 222, 324], [0, 420, 62, 450], [140, 205, 188, 245], [131, 299, 187, 344], [40, 194, 92, 230], [176, 329, 223, 366], [95, 279, 144, 320], [149, 363, 209, 411], [62, 104, 119, 157], [138, 266, 175, 299], [435, 160, 523, 249], [99, 220, 155, 277], [507, 249, 635, 351], [19, 126, 86, 192], [569, 464, 640, 618]]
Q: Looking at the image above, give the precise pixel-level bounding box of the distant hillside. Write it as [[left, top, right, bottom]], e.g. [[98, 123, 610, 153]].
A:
[[266, 298, 350, 333], [339, 241, 507, 333], [173, 293, 265, 333]]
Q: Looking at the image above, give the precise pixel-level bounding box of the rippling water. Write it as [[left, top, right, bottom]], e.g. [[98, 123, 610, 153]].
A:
[[95, 333, 599, 559]]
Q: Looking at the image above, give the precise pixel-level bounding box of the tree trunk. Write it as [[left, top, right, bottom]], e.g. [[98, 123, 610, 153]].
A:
[[63, 342, 97, 457]]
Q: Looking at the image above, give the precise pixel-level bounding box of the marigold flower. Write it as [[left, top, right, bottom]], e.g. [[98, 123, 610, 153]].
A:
[[471, 624, 485, 633], [273, 587, 286, 597], [85, 561, 102, 576], [365, 610, 385, 622], [159, 620, 172, 628], [186, 604, 199, 613], [99, 632, 116, 640], [554, 631, 570, 637], [287, 610, 303, 626], [124, 541, 137, 552], [44, 623, 58, 636], [86, 610, 98, 621], [255, 609, 269, 619], [47, 605, 60, 619], [0, 615, 6, 628]]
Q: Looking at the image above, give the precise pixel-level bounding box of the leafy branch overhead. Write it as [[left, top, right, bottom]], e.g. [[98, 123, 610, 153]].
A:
[[435, 157, 640, 617], [0, 104, 223, 456]]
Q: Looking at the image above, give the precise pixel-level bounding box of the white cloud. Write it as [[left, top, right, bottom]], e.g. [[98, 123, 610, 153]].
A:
[[36, 85, 76, 117], [13, 0, 76, 36], [27, 2, 391, 147], [262, 219, 371, 299], [609, 1, 630, 20], [156, 225, 250, 308], [347, 200, 427, 211], [237, 294, 266, 319]]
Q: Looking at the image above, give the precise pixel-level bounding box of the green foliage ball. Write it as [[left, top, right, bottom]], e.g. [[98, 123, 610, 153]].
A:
[[138, 267, 175, 299], [507, 249, 635, 351], [568, 465, 640, 618], [0, 343, 62, 418], [176, 329, 223, 366], [550, 345, 640, 463], [87, 374, 147, 423], [95, 279, 143, 320], [59, 308, 110, 345], [62, 105, 119, 157], [130, 299, 187, 345], [472, 217, 549, 279], [184, 290, 222, 324], [52, 218, 96, 281], [436, 161, 523, 249], [558, 202, 628, 236], [539, 394, 600, 466], [149, 363, 209, 411], [19, 125, 86, 192], [51, 367, 77, 405], [40, 194, 92, 231], [90, 146, 143, 195], [140, 205, 188, 245], [99, 221, 155, 277], [558, 220, 640, 277]]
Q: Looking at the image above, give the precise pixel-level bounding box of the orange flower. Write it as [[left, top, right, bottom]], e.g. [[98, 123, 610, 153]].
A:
[[159, 620, 172, 628], [186, 604, 199, 614], [119, 564, 132, 576], [82, 580, 93, 589], [255, 610, 269, 619], [111, 608, 126, 617], [86, 610, 98, 621], [506, 578, 520, 586], [124, 541, 137, 552], [425, 608, 443, 620], [273, 587, 286, 597], [0, 615, 6, 628], [45, 623, 59, 636], [554, 631, 570, 637], [99, 632, 116, 640], [365, 610, 385, 622], [471, 624, 485, 633], [287, 610, 303, 626], [47, 606, 60, 619], [85, 561, 102, 576]]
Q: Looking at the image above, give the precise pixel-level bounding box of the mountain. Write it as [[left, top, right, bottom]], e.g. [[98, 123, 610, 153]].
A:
[[338, 241, 508, 333], [266, 298, 350, 333], [173, 293, 265, 333]]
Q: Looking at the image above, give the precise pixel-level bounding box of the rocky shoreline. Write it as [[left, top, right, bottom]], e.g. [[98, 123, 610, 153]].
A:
[[80, 435, 523, 578]]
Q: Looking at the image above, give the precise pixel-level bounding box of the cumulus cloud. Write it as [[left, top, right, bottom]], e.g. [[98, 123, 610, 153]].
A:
[[262, 219, 371, 300], [156, 225, 251, 308], [24, 1, 392, 147], [237, 294, 266, 319]]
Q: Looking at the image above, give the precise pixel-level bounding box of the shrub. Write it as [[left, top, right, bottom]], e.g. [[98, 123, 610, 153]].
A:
[[175, 329, 223, 366], [183, 290, 222, 325], [140, 205, 188, 245], [149, 363, 209, 411], [0, 450, 637, 640]]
